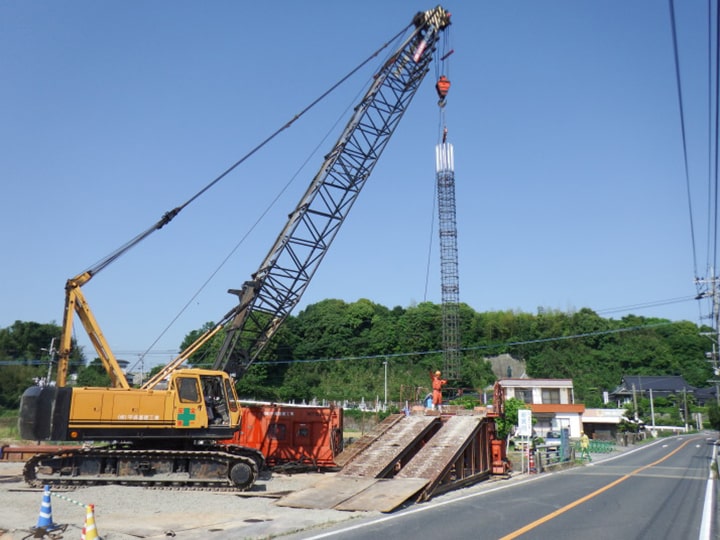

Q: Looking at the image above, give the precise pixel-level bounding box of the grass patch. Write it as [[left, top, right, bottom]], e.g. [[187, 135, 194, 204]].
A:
[[0, 414, 19, 442]]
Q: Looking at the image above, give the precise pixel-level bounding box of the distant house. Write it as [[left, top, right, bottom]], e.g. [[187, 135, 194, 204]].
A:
[[582, 408, 627, 440], [609, 375, 696, 407], [497, 378, 584, 438]]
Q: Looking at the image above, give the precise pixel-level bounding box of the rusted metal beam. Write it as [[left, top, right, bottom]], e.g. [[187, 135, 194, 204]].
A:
[[1, 445, 77, 462], [333, 413, 405, 468]]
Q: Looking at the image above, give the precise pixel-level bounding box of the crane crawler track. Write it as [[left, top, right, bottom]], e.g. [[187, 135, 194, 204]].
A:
[[23, 445, 262, 491]]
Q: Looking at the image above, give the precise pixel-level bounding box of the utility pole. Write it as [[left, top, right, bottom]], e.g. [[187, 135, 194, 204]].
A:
[[695, 273, 720, 405], [649, 388, 655, 429], [632, 383, 638, 422], [40, 337, 57, 385], [383, 360, 388, 408]]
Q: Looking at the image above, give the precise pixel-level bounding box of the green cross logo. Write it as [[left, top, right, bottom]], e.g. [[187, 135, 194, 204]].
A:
[[177, 407, 196, 427]]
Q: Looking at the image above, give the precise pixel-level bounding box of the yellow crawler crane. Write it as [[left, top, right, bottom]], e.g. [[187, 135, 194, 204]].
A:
[[18, 5, 452, 490]]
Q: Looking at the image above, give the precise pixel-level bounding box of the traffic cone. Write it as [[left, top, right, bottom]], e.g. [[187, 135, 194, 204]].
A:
[[529, 451, 536, 474], [81, 504, 100, 540], [34, 485, 58, 530]]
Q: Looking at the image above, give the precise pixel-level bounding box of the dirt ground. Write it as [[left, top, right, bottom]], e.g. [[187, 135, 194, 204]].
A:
[[0, 462, 371, 540]]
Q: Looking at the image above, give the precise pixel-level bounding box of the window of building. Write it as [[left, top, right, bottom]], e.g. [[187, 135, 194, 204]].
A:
[[515, 388, 533, 404], [542, 389, 561, 404]]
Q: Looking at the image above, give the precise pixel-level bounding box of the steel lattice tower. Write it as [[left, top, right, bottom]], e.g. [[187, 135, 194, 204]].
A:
[[435, 141, 460, 380]]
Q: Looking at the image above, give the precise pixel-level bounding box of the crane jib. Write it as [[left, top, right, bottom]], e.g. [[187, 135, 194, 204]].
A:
[[212, 6, 452, 375]]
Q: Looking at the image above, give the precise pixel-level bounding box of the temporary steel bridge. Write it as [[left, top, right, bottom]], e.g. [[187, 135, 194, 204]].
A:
[[278, 409, 498, 512]]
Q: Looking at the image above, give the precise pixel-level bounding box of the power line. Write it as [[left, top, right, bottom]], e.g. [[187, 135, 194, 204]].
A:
[[187, 321, 680, 369], [595, 295, 697, 316], [669, 0, 701, 282]]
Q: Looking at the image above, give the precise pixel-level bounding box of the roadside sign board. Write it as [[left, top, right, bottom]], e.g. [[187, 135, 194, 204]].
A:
[[517, 409, 532, 437]]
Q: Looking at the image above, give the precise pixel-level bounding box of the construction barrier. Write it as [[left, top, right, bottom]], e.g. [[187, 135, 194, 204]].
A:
[[80, 504, 100, 540], [29, 484, 101, 538], [33, 485, 58, 531], [528, 450, 536, 474], [30, 485, 69, 537]]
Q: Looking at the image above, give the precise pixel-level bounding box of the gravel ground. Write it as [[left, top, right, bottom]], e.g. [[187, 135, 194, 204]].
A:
[[0, 463, 370, 540], [0, 441, 644, 540]]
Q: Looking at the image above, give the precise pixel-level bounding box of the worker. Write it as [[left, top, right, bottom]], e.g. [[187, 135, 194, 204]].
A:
[[579, 431, 591, 461], [430, 370, 447, 411]]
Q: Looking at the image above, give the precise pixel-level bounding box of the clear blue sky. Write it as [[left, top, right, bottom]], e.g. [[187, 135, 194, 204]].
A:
[[1, 2, 715, 367]]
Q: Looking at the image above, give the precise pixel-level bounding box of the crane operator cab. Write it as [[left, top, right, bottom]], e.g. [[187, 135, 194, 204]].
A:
[[201, 375, 230, 426]]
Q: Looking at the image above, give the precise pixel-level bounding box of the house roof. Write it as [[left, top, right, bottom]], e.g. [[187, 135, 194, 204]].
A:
[[499, 378, 573, 388], [582, 408, 626, 424], [611, 375, 694, 395]]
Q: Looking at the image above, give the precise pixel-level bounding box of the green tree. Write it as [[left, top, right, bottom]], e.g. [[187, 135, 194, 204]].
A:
[[76, 359, 112, 387], [708, 403, 720, 430], [495, 397, 527, 440]]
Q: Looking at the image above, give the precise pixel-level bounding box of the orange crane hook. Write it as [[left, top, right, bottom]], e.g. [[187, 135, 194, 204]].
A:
[[436, 75, 450, 107]]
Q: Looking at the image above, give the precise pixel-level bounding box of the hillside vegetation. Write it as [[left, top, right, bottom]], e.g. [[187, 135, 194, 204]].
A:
[[1, 300, 711, 413]]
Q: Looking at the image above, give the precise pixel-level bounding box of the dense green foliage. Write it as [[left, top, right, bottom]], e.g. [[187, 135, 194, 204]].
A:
[[0, 321, 84, 410], [0, 302, 715, 416], [182, 300, 713, 408], [495, 398, 527, 439]]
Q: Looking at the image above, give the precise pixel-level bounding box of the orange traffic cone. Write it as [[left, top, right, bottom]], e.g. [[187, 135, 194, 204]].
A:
[[529, 451, 536, 474], [81, 504, 100, 540]]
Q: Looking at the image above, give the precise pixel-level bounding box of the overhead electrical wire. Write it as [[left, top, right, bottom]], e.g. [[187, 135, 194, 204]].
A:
[[595, 295, 698, 316], [187, 320, 680, 370], [713, 0, 720, 272], [669, 0, 701, 285]]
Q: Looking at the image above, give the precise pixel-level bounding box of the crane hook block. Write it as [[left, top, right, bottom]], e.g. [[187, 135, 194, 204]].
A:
[[436, 75, 451, 99]]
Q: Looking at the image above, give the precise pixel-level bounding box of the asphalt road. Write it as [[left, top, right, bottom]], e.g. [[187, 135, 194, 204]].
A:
[[291, 434, 718, 540]]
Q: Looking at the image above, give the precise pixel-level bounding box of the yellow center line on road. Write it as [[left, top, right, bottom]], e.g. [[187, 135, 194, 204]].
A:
[[500, 437, 700, 540]]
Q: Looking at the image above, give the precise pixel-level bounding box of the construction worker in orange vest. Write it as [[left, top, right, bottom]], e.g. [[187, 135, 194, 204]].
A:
[[431, 370, 447, 411]]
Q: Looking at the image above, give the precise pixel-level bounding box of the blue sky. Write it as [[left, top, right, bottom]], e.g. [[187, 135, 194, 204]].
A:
[[1, 2, 715, 367]]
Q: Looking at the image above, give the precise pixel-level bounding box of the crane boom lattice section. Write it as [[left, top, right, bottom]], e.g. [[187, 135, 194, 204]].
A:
[[213, 7, 452, 376]]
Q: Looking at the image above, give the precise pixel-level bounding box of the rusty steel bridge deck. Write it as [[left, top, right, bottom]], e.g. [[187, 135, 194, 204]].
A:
[[279, 409, 496, 512]]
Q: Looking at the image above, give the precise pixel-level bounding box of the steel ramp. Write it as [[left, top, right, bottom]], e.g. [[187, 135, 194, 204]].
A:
[[333, 413, 405, 468], [396, 414, 491, 501], [339, 415, 442, 478], [277, 412, 494, 512]]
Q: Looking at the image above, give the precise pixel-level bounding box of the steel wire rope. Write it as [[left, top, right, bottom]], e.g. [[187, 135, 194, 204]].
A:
[[82, 23, 413, 280], [706, 0, 714, 275], [595, 295, 698, 316], [423, 26, 453, 301], [422, 173, 437, 303], [129, 27, 413, 372], [670, 0, 701, 287], [713, 0, 720, 273]]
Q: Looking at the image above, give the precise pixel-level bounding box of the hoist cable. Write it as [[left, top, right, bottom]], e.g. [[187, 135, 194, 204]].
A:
[[133, 64, 389, 371], [83, 23, 414, 279], [126, 26, 414, 372]]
